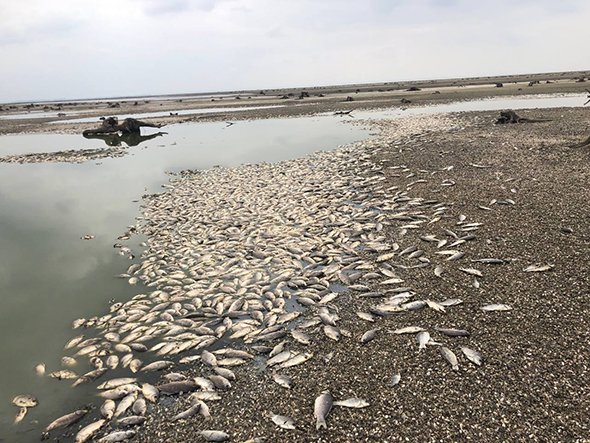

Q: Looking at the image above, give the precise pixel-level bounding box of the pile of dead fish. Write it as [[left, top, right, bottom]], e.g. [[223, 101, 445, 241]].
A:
[[14, 114, 535, 441], [0, 147, 126, 164]]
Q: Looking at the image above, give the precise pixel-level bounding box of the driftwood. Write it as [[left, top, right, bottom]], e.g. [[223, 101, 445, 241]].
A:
[[584, 89, 589, 106], [333, 110, 353, 116], [82, 117, 164, 136], [495, 110, 551, 124]]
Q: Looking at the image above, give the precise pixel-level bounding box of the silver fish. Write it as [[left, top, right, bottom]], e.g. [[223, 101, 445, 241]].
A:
[[97, 430, 136, 442], [171, 404, 200, 421], [314, 391, 333, 429], [360, 328, 378, 344], [12, 394, 38, 408], [481, 303, 512, 312], [440, 347, 459, 370], [75, 419, 105, 443], [461, 346, 483, 366], [44, 409, 88, 433], [14, 407, 27, 424], [271, 413, 296, 430], [273, 373, 293, 389], [333, 398, 369, 408], [200, 430, 230, 442], [100, 399, 116, 420], [523, 264, 554, 272], [416, 331, 430, 350]]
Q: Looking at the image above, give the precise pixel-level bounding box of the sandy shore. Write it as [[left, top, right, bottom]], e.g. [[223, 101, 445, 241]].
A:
[[97, 107, 589, 443]]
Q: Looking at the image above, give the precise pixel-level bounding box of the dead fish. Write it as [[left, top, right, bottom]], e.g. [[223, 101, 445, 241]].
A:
[[461, 346, 483, 366], [129, 359, 143, 373], [356, 311, 376, 322], [200, 430, 230, 442], [97, 430, 136, 442], [213, 367, 235, 380], [271, 413, 296, 430], [360, 328, 378, 344], [447, 251, 465, 261], [97, 377, 137, 390], [75, 419, 105, 443], [114, 393, 137, 417], [425, 300, 446, 313], [100, 399, 116, 420], [201, 350, 218, 367], [64, 335, 85, 350], [438, 298, 463, 307], [273, 373, 293, 389], [12, 394, 38, 408], [61, 356, 77, 367], [333, 398, 369, 408], [291, 329, 312, 345], [50, 370, 78, 380], [392, 326, 425, 335], [279, 352, 313, 369], [117, 415, 146, 427], [141, 360, 173, 372], [209, 375, 231, 390], [481, 304, 512, 312], [314, 391, 333, 430], [472, 258, 506, 264], [323, 325, 341, 341], [34, 363, 46, 376], [217, 357, 247, 367], [459, 267, 483, 277], [416, 331, 430, 350], [44, 409, 88, 433], [523, 264, 554, 272], [138, 383, 158, 404], [189, 391, 222, 402], [435, 327, 470, 337], [171, 404, 201, 421], [158, 380, 198, 395], [132, 398, 147, 415], [440, 347, 459, 370], [14, 407, 27, 424]]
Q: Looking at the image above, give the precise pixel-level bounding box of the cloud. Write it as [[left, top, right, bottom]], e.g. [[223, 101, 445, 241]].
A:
[[0, 0, 588, 102]]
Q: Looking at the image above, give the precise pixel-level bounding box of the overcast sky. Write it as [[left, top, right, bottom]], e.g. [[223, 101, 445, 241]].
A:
[[0, 0, 588, 102]]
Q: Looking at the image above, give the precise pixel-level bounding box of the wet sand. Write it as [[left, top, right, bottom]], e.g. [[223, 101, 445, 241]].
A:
[[124, 108, 588, 442]]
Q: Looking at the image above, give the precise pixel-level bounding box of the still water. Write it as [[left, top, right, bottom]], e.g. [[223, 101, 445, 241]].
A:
[[0, 116, 367, 442], [0, 93, 585, 441]]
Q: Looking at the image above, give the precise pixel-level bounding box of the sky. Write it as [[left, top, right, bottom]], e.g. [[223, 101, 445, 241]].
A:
[[0, 0, 588, 103]]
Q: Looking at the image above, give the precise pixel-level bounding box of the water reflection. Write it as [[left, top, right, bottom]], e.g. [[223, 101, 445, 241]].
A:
[[82, 130, 168, 147]]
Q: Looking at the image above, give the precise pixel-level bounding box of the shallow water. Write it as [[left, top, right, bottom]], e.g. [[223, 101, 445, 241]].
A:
[[353, 92, 587, 119], [0, 116, 367, 442]]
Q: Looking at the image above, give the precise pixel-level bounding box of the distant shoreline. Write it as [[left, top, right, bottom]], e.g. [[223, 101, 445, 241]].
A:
[[2, 69, 589, 106]]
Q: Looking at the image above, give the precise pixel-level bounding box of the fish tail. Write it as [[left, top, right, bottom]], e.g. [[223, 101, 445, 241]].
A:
[[316, 419, 327, 430]]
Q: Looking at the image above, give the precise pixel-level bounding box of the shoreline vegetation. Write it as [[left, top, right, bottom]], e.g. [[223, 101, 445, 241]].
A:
[[2, 75, 589, 442]]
